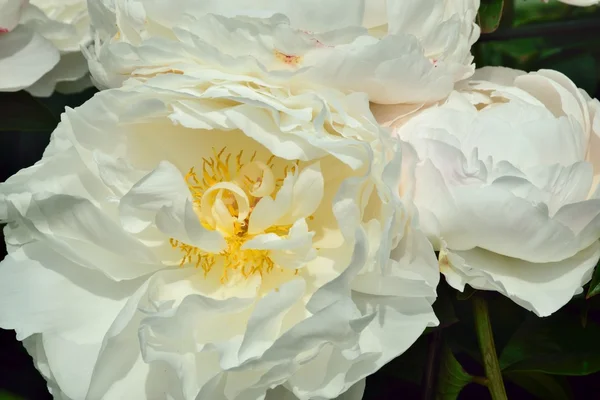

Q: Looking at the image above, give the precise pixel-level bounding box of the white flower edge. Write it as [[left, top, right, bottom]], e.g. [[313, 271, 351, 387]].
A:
[[555, 0, 600, 7]]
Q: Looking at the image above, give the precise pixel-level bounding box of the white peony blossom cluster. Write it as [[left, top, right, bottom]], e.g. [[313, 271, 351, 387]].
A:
[[0, 0, 599, 399], [0, 0, 91, 95]]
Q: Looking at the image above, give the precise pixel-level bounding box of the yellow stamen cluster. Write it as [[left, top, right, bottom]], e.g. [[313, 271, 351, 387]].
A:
[[170, 147, 300, 283]]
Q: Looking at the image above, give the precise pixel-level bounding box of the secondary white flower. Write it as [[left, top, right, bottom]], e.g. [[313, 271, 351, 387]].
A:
[[0, 71, 438, 399], [0, 0, 60, 92], [550, 0, 600, 6], [0, 0, 92, 95], [85, 0, 479, 105], [380, 66, 600, 317]]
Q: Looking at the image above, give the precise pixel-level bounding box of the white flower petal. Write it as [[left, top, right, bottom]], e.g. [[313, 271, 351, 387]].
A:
[[0, 243, 139, 340], [0, 0, 25, 31], [238, 279, 306, 364], [120, 161, 190, 234], [243, 219, 316, 270], [0, 26, 59, 91], [440, 185, 593, 263], [3, 194, 164, 280], [444, 242, 600, 317], [0, 243, 142, 399], [288, 161, 324, 222], [26, 51, 90, 97]]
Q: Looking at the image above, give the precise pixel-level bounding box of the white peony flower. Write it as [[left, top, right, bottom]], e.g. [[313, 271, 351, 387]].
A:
[[0, 0, 60, 92], [0, 70, 439, 399], [84, 0, 479, 105], [0, 0, 92, 96], [379, 66, 600, 317]]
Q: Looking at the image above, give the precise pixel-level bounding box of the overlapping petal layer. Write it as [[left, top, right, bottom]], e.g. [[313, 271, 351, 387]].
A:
[[0, 0, 91, 95], [85, 0, 479, 105]]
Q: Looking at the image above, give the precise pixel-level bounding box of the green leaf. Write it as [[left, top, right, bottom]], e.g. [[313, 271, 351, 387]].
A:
[[0, 391, 23, 400], [499, 313, 600, 376], [503, 372, 572, 400], [586, 257, 600, 299], [478, 0, 505, 33], [0, 91, 58, 132], [435, 344, 474, 400]]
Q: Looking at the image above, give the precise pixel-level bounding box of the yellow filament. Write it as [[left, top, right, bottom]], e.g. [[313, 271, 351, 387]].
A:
[[171, 148, 300, 283]]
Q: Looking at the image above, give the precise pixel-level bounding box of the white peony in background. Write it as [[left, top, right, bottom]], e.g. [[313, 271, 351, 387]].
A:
[[376, 66, 600, 317], [85, 0, 479, 105], [0, 0, 91, 96]]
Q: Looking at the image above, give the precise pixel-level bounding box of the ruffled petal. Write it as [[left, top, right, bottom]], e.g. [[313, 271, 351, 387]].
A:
[[0, 26, 59, 91], [443, 242, 600, 317]]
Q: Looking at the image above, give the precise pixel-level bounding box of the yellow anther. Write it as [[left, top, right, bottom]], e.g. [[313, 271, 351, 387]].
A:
[[171, 148, 303, 283]]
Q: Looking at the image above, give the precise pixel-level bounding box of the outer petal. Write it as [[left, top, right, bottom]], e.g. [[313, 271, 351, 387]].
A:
[[3, 193, 166, 281], [308, 33, 454, 104], [26, 52, 90, 97], [442, 241, 600, 317], [18, 0, 92, 95], [265, 379, 365, 400], [85, 273, 187, 400], [435, 185, 599, 263], [0, 26, 59, 91], [0, 243, 142, 399]]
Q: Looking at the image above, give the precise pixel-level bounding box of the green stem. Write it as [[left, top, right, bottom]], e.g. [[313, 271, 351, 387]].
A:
[[473, 296, 508, 400]]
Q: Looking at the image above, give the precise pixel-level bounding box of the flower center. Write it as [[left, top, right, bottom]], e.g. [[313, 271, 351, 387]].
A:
[[170, 148, 299, 283]]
